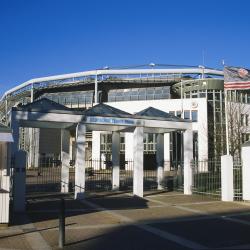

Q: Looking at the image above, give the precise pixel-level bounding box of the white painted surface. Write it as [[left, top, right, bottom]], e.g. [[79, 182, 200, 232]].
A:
[[75, 123, 86, 199], [242, 143, 250, 201], [92, 131, 101, 161], [164, 133, 170, 171], [61, 129, 70, 193], [183, 129, 193, 195], [0, 191, 9, 224], [133, 127, 144, 197], [112, 132, 120, 190], [221, 155, 234, 201], [156, 134, 164, 190], [0, 133, 13, 142], [107, 98, 207, 160]]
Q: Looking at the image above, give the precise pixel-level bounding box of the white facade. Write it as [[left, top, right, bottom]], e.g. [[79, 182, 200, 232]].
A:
[[92, 98, 208, 162]]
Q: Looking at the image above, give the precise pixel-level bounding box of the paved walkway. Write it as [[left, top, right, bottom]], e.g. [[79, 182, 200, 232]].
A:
[[1, 192, 250, 249]]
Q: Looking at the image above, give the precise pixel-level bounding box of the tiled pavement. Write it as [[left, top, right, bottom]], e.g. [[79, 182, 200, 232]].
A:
[[1, 192, 250, 249]]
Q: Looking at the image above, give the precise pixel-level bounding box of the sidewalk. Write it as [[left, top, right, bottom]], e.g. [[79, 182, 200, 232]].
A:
[[1, 192, 250, 249]]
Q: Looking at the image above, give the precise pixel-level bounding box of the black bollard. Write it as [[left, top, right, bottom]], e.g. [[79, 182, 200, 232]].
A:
[[59, 198, 65, 248]]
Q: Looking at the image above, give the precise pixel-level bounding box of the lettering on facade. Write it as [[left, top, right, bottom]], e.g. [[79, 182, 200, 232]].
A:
[[87, 116, 135, 125]]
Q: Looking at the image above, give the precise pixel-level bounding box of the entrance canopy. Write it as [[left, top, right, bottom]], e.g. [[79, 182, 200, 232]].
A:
[[10, 98, 194, 206], [12, 98, 191, 133]]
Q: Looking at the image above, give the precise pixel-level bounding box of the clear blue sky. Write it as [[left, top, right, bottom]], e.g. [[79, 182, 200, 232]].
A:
[[1, 0, 250, 95]]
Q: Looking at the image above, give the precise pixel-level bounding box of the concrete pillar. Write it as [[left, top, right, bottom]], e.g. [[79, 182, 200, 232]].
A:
[[156, 133, 164, 190], [74, 123, 86, 199], [92, 131, 101, 161], [27, 128, 33, 168], [164, 133, 170, 171], [112, 132, 120, 190], [33, 128, 40, 168], [133, 127, 144, 197], [242, 141, 250, 201], [125, 133, 133, 170], [13, 150, 27, 212], [61, 129, 70, 193], [183, 129, 193, 195], [27, 128, 40, 168], [221, 155, 234, 201]]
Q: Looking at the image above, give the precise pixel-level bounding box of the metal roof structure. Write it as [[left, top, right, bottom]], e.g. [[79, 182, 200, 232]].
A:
[[0, 65, 223, 102], [135, 107, 185, 122]]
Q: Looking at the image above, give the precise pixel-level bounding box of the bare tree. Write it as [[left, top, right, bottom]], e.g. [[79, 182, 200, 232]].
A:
[[227, 93, 250, 159]]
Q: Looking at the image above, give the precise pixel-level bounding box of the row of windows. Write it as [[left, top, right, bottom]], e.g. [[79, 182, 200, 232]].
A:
[[169, 110, 198, 122], [42, 91, 94, 105], [108, 86, 171, 102], [184, 90, 223, 101], [100, 133, 157, 152]]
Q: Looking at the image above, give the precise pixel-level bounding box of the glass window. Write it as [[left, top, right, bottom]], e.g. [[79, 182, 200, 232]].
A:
[[241, 114, 244, 126], [191, 110, 198, 122], [199, 92, 206, 98], [184, 110, 190, 120], [176, 111, 182, 118]]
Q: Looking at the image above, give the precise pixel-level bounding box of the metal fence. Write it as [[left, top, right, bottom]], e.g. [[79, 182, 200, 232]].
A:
[[120, 160, 133, 190], [233, 159, 242, 201], [85, 160, 113, 191], [26, 157, 61, 194], [25, 158, 185, 194], [191, 160, 221, 199]]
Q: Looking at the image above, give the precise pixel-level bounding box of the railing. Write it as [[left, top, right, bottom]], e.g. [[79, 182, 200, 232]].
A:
[[120, 160, 133, 190], [233, 159, 242, 201], [26, 157, 62, 194], [191, 160, 221, 199]]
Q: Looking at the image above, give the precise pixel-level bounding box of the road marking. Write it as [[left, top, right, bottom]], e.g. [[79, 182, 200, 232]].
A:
[[80, 199, 207, 249], [146, 195, 250, 227]]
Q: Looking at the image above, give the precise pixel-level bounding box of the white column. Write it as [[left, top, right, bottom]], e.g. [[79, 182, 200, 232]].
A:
[[156, 134, 164, 190], [242, 142, 250, 201], [133, 127, 144, 197], [13, 150, 27, 212], [61, 129, 70, 193], [112, 132, 120, 190], [74, 123, 86, 199], [28, 128, 33, 168], [125, 133, 133, 170], [183, 129, 193, 195], [164, 133, 170, 171], [221, 155, 234, 201], [92, 131, 101, 161], [33, 128, 40, 168]]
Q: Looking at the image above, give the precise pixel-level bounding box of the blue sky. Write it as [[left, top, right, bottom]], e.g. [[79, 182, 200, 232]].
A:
[[1, 0, 250, 95]]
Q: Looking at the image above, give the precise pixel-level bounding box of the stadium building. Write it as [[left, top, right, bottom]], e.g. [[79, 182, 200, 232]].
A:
[[0, 64, 250, 169]]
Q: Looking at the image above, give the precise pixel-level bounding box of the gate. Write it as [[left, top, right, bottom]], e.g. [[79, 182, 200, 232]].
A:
[[191, 160, 221, 199], [26, 156, 61, 194]]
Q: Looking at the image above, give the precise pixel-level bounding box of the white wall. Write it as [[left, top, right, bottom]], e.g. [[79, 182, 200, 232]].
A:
[[106, 98, 208, 160]]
